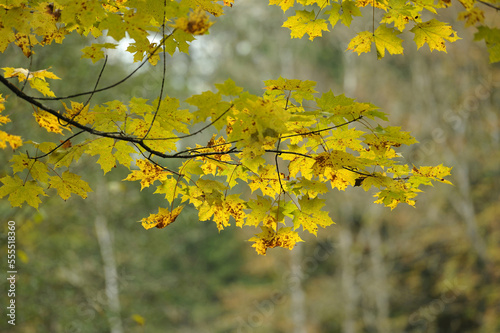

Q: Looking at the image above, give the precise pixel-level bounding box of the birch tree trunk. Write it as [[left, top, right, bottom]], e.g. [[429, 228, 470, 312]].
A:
[[94, 183, 124, 333]]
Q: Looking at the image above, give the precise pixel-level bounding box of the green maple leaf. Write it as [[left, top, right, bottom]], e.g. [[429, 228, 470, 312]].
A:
[[0, 175, 46, 208], [154, 177, 181, 204], [186, 90, 229, 124], [410, 19, 461, 52], [282, 10, 329, 41], [49, 171, 92, 200], [113, 141, 136, 169], [10, 154, 50, 182], [361, 173, 394, 191], [324, 3, 342, 28], [85, 137, 116, 174], [474, 26, 500, 63], [81, 43, 117, 63], [246, 196, 274, 227], [164, 29, 195, 55], [288, 178, 328, 198], [215, 78, 244, 97], [339, 1, 362, 27]]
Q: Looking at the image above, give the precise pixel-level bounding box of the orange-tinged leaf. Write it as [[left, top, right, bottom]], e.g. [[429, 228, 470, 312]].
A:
[[0, 131, 22, 150]]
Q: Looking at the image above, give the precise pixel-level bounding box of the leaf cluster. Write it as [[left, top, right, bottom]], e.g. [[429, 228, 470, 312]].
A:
[[0, 0, 455, 254], [271, 0, 499, 62]]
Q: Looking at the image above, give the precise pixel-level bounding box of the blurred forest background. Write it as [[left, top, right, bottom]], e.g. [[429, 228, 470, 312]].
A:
[[1, 1, 499, 332]]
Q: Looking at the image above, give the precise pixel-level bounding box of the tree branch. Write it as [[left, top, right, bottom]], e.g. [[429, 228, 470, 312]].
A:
[[478, 0, 500, 10], [29, 31, 177, 101]]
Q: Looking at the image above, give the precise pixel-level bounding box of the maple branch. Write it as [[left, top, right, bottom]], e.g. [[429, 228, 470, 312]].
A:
[[1, 73, 367, 171], [143, 14, 169, 141], [280, 116, 363, 139], [478, 0, 500, 10], [32, 130, 86, 160], [30, 31, 177, 101], [83, 55, 108, 108], [0, 74, 144, 143]]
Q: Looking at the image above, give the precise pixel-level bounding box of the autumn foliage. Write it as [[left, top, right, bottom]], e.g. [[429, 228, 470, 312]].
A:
[[1, 0, 496, 254]]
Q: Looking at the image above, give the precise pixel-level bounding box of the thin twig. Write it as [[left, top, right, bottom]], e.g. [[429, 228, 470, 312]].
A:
[[31, 31, 177, 101]]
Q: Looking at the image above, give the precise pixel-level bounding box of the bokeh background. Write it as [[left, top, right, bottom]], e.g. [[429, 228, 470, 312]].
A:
[[1, 1, 499, 332]]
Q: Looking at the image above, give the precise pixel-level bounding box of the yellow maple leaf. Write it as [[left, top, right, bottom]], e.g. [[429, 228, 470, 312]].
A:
[[63, 101, 95, 126], [124, 159, 170, 189], [0, 130, 23, 150], [269, 0, 295, 12], [141, 206, 184, 230], [347, 31, 373, 55], [249, 226, 303, 255], [282, 10, 329, 41], [327, 168, 357, 190], [0, 95, 22, 149], [373, 25, 404, 59], [347, 25, 403, 59], [2, 67, 60, 97], [33, 109, 69, 134], [410, 19, 461, 52]]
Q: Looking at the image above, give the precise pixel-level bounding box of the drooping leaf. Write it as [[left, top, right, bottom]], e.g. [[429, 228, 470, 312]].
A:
[[410, 19, 461, 52]]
